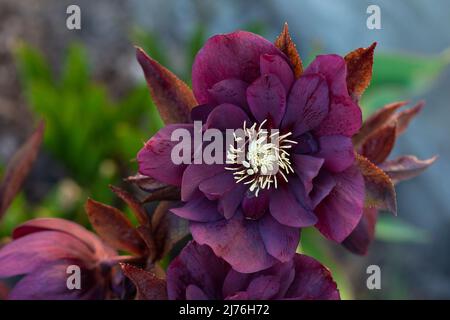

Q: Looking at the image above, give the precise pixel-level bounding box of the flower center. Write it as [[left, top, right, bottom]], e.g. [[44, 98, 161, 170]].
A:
[[225, 120, 297, 197]]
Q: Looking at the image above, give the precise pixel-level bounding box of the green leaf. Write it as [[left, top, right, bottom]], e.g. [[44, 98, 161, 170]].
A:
[[61, 43, 90, 91], [131, 27, 168, 67], [0, 193, 29, 237], [243, 21, 266, 36], [361, 51, 449, 114], [375, 215, 429, 243], [186, 25, 206, 80], [15, 43, 52, 86], [371, 52, 447, 89]]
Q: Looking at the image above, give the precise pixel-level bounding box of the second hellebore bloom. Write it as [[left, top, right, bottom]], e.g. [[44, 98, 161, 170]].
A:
[[138, 30, 365, 272], [0, 218, 117, 299], [167, 241, 339, 300]]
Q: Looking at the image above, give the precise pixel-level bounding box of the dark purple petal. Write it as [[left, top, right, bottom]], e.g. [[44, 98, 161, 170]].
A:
[[0, 231, 93, 278], [304, 55, 362, 137], [228, 259, 296, 300], [226, 292, 249, 300], [293, 132, 319, 154], [288, 176, 313, 209], [181, 164, 225, 201], [270, 260, 296, 299], [260, 54, 294, 93], [12, 218, 115, 259], [167, 243, 341, 300], [314, 95, 362, 137], [258, 214, 300, 263], [171, 197, 223, 222], [208, 79, 249, 110], [191, 104, 215, 122], [222, 269, 250, 298], [304, 55, 346, 94], [199, 172, 236, 200], [285, 254, 340, 300], [190, 213, 277, 273], [247, 74, 286, 127], [316, 135, 355, 173], [242, 191, 269, 220], [192, 31, 284, 104], [205, 103, 250, 131], [283, 74, 329, 136], [247, 276, 280, 300], [186, 285, 209, 300], [269, 186, 317, 227], [293, 154, 324, 194], [342, 208, 378, 255], [218, 184, 246, 219], [309, 172, 336, 208], [138, 124, 194, 186], [166, 241, 229, 300], [315, 165, 365, 242]]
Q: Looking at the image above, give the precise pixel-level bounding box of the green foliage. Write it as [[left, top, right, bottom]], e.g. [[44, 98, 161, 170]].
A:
[[376, 215, 429, 243], [186, 25, 206, 71], [361, 50, 450, 116], [0, 194, 29, 238], [14, 42, 163, 221], [131, 27, 168, 69]]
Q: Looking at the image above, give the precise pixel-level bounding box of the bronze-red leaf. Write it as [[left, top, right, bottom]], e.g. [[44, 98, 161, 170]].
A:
[[344, 42, 376, 101], [361, 122, 397, 164], [353, 101, 408, 147], [109, 185, 149, 226], [393, 101, 425, 136], [136, 47, 197, 124], [275, 22, 303, 78], [0, 121, 44, 221], [141, 186, 181, 204], [135, 225, 157, 261], [151, 201, 189, 260], [85, 199, 146, 255], [120, 263, 167, 300], [379, 155, 437, 184], [356, 154, 397, 215]]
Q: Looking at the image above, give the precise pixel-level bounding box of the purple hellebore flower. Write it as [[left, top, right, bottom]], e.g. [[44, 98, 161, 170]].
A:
[[167, 241, 339, 300], [0, 218, 117, 300], [138, 31, 365, 272]]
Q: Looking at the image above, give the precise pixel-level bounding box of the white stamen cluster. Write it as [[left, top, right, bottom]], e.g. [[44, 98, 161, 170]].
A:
[[225, 120, 297, 197]]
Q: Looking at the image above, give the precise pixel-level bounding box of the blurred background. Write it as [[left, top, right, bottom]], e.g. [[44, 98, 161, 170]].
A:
[[0, 0, 449, 299]]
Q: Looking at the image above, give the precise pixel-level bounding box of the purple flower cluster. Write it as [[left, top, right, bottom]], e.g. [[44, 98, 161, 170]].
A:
[[167, 241, 339, 300], [138, 31, 364, 274]]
